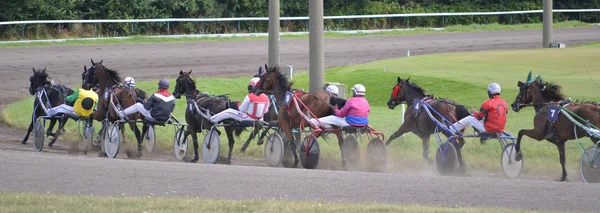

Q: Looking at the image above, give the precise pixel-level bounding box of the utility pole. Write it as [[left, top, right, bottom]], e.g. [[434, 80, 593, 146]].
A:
[[308, 0, 324, 93], [268, 0, 280, 66], [542, 0, 553, 48]]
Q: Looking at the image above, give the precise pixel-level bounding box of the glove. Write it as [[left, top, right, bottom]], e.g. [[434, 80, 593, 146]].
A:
[[135, 97, 145, 103]]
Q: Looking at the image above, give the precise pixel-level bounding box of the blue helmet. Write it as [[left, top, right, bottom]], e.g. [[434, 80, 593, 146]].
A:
[[158, 78, 170, 89]]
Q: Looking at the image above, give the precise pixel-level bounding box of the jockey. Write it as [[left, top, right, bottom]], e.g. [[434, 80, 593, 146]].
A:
[[210, 77, 270, 124], [118, 78, 175, 123], [311, 84, 370, 128], [325, 84, 347, 109], [124, 76, 135, 87], [47, 82, 99, 119], [450, 83, 508, 134]]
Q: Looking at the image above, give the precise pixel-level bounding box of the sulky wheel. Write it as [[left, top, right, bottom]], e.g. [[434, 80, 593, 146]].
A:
[[341, 135, 360, 170], [82, 125, 93, 155], [173, 127, 189, 162], [264, 132, 284, 167], [501, 143, 523, 178], [202, 128, 221, 164], [366, 138, 388, 172], [144, 125, 156, 153], [580, 146, 600, 183], [299, 135, 320, 169], [103, 123, 121, 158], [33, 117, 45, 152], [435, 141, 458, 176]]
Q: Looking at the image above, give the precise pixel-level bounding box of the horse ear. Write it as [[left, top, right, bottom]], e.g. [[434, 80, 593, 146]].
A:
[[407, 76, 411, 82], [33, 67, 36, 73], [43, 67, 47, 72], [265, 63, 269, 70], [99, 59, 103, 65], [397, 76, 401, 83], [179, 70, 183, 75], [91, 58, 95, 64], [84, 65, 87, 71], [188, 70, 192, 74]]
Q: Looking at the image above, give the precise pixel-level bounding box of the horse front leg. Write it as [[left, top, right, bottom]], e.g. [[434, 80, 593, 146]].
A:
[[190, 131, 200, 163], [224, 126, 236, 164], [47, 118, 65, 147], [22, 117, 35, 144], [335, 132, 346, 167], [128, 122, 143, 158], [240, 126, 260, 153], [46, 118, 58, 137], [515, 128, 546, 161], [556, 141, 568, 181]]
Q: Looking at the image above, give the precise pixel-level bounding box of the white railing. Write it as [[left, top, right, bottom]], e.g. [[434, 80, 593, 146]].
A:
[[1, 9, 598, 41], [1, 9, 598, 25]]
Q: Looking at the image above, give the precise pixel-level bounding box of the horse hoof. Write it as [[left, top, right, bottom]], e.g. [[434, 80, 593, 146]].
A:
[[515, 152, 523, 161], [21, 140, 27, 145], [240, 149, 246, 153], [257, 139, 264, 146], [137, 151, 143, 158], [191, 156, 199, 163], [98, 152, 108, 157], [48, 143, 54, 148]]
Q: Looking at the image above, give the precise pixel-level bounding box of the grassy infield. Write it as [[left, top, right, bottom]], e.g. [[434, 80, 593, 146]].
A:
[[2, 22, 599, 212]]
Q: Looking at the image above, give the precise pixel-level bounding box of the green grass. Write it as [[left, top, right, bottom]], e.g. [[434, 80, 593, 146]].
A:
[[4, 40, 600, 177], [0, 21, 593, 48], [0, 192, 566, 213]]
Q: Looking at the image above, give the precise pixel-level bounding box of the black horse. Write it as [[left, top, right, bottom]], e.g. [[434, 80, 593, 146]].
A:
[[172, 70, 246, 163], [386, 77, 471, 171], [22, 68, 74, 147]]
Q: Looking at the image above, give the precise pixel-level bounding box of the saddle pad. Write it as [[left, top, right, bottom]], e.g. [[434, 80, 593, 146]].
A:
[[187, 99, 196, 113], [284, 91, 294, 109], [412, 99, 424, 115], [548, 105, 560, 122]]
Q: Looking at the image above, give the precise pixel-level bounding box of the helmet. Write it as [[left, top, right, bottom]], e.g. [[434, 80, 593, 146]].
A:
[[124, 77, 135, 87], [249, 77, 261, 87], [487, 83, 501, 94], [325, 85, 339, 96], [158, 78, 170, 89], [351, 84, 366, 96]]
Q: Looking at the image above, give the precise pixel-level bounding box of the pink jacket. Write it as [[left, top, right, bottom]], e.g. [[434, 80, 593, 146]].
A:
[[335, 96, 370, 126]]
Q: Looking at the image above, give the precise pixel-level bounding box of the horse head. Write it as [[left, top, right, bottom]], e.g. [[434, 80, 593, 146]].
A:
[[512, 71, 563, 112], [29, 67, 50, 95], [173, 70, 194, 99], [387, 76, 424, 109]]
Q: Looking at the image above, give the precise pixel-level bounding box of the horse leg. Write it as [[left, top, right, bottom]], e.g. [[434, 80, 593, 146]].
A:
[[455, 138, 467, 174], [224, 126, 235, 164], [421, 136, 434, 165], [240, 126, 259, 153], [336, 132, 346, 167], [130, 122, 143, 158], [385, 123, 411, 146], [191, 132, 200, 163], [46, 118, 57, 137], [556, 141, 568, 181], [48, 118, 68, 147], [515, 128, 545, 161], [22, 117, 35, 144], [279, 119, 299, 167]]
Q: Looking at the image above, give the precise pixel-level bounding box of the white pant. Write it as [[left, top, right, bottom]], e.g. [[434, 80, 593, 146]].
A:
[[451, 115, 486, 133], [310, 116, 349, 129], [48, 104, 79, 118], [123, 103, 154, 121], [210, 108, 258, 124]]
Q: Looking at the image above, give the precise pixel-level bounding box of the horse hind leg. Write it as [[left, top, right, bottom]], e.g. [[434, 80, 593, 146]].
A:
[[556, 141, 568, 181], [386, 123, 411, 146], [421, 136, 434, 165], [224, 126, 236, 164], [22, 117, 35, 144], [48, 118, 68, 147], [240, 127, 260, 153]]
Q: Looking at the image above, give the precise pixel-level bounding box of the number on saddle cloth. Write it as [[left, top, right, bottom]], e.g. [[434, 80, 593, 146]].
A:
[[412, 99, 423, 116], [284, 91, 294, 109], [547, 105, 560, 122], [187, 99, 195, 113]]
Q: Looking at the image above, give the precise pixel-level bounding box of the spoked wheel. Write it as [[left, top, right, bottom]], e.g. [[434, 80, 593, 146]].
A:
[[501, 142, 523, 178], [580, 146, 600, 183], [33, 117, 45, 152], [82, 125, 94, 155], [366, 138, 388, 172], [144, 125, 156, 153], [264, 132, 284, 167], [103, 123, 121, 158], [173, 127, 189, 162], [435, 141, 458, 176], [341, 135, 360, 169], [299, 135, 320, 169], [202, 128, 221, 164]]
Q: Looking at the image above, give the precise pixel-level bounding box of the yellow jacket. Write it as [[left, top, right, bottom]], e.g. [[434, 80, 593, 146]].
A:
[[68, 88, 99, 117]]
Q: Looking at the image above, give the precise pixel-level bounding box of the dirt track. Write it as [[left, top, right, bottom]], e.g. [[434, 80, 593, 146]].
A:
[[1, 28, 600, 211]]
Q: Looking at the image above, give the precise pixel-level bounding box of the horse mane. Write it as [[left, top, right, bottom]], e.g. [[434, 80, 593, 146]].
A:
[[269, 66, 293, 91], [403, 80, 427, 97], [103, 67, 122, 83], [538, 80, 565, 101]]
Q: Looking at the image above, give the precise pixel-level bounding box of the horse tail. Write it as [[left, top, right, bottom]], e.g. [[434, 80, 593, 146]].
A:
[[454, 104, 470, 120], [234, 125, 245, 137]]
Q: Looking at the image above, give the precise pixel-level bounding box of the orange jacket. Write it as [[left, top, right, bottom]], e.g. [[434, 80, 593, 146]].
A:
[[474, 95, 508, 132]]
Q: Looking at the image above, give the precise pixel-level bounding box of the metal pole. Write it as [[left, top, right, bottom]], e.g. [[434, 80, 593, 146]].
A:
[[58, 24, 61, 39], [510, 15, 513, 24], [22, 24, 25, 40], [131, 23, 134, 35], [543, 0, 553, 48], [167, 22, 170, 35], [237, 21, 241, 33], [94, 24, 97, 37], [309, 0, 324, 93], [268, 0, 280, 66]]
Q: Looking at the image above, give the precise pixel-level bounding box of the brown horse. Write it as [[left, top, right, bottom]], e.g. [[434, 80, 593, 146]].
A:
[[511, 71, 600, 181], [172, 70, 246, 163], [85, 59, 145, 158], [386, 76, 471, 171], [256, 65, 343, 168]]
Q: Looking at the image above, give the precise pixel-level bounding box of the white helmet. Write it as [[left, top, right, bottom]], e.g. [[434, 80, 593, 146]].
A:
[[487, 83, 501, 94], [325, 85, 339, 96], [249, 77, 261, 87], [351, 84, 366, 96], [124, 77, 135, 87]]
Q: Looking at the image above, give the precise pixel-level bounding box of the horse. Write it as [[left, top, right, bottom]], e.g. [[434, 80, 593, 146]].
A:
[[84, 59, 145, 158], [22, 68, 74, 147], [386, 76, 471, 170], [511, 71, 600, 181], [172, 70, 246, 163], [256, 64, 344, 168]]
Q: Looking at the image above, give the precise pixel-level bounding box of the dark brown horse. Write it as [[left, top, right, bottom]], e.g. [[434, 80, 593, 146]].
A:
[[22, 68, 74, 147], [511, 71, 600, 181], [256, 65, 343, 168], [386, 76, 471, 170], [172, 70, 246, 163], [85, 59, 145, 158]]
